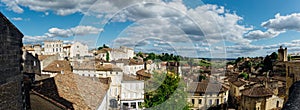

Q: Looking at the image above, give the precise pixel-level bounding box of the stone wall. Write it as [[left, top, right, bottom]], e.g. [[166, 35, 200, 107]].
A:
[[22, 50, 41, 75], [0, 12, 24, 109]]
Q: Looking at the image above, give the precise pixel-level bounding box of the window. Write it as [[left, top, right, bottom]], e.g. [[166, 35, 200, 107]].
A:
[[277, 101, 279, 107], [198, 99, 202, 104], [191, 99, 195, 105], [131, 102, 136, 108], [209, 99, 212, 106], [216, 99, 219, 105]]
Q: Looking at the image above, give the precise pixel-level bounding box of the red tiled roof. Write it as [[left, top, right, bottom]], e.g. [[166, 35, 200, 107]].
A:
[[38, 55, 54, 61], [33, 72, 109, 110], [188, 80, 228, 94], [242, 86, 273, 97], [136, 69, 152, 78], [122, 74, 138, 81], [42, 60, 71, 73]]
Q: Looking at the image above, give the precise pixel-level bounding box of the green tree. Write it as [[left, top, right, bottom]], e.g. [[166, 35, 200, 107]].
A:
[[98, 44, 109, 50], [103, 44, 109, 48], [137, 51, 144, 58], [235, 57, 243, 63], [106, 51, 110, 61], [238, 72, 249, 80], [270, 52, 278, 61], [142, 72, 189, 110], [145, 53, 156, 61]]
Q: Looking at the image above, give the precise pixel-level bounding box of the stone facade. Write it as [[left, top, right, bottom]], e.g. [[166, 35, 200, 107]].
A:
[[240, 86, 284, 110], [285, 61, 300, 100], [110, 46, 134, 61], [70, 42, 90, 58], [0, 12, 24, 110], [278, 46, 287, 62], [187, 81, 229, 110], [44, 40, 63, 55], [120, 75, 144, 110]]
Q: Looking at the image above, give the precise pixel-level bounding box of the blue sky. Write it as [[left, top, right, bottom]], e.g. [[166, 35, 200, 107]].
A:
[[1, 0, 300, 58]]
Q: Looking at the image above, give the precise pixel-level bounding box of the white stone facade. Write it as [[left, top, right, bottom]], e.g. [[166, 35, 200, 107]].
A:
[[120, 80, 144, 110], [110, 46, 134, 61], [70, 42, 90, 58], [44, 40, 63, 55]]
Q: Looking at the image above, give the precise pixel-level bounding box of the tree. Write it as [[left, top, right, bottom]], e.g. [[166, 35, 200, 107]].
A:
[[235, 57, 242, 63], [145, 53, 156, 61], [238, 72, 249, 80], [98, 44, 109, 50], [198, 75, 206, 82], [142, 72, 189, 110], [270, 52, 278, 61], [103, 44, 109, 48], [137, 52, 144, 58], [106, 51, 110, 61]]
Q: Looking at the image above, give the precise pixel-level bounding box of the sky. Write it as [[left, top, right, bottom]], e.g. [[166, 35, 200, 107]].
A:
[[1, 0, 300, 58]]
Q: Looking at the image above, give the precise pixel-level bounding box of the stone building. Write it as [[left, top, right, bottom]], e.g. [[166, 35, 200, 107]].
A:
[[70, 42, 90, 58], [112, 59, 144, 75], [44, 40, 63, 56], [187, 80, 229, 110], [120, 75, 144, 110], [278, 46, 288, 62], [42, 60, 72, 77], [31, 72, 109, 110], [110, 46, 134, 61], [136, 69, 152, 80], [23, 44, 42, 56], [285, 61, 300, 100], [33, 44, 42, 55], [283, 81, 300, 110], [228, 78, 246, 107], [0, 12, 24, 109], [240, 86, 284, 110], [22, 49, 41, 109], [62, 44, 71, 58]]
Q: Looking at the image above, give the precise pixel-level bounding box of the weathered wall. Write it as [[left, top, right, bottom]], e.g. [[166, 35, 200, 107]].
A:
[[0, 12, 24, 109]]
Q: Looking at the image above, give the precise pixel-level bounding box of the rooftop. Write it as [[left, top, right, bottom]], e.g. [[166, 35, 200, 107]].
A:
[[72, 61, 122, 71], [136, 69, 152, 78], [33, 72, 109, 110], [42, 60, 71, 73], [122, 74, 139, 81], [38, 55, 55, 61], [241, 86, 273, 98], [187, 80, 228, 94]]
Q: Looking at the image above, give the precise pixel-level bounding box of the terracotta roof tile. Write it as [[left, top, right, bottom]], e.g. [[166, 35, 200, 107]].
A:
[[122, 74, 138, 81], [38, 55, 54, 61], [188, 80, 228, 94], [33, 72, 109, 110], [43, 60, 71, 73], [72, 61, 122, 71], [136, 69, 152, 78], [242, 86, 273, 97]]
